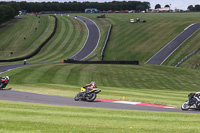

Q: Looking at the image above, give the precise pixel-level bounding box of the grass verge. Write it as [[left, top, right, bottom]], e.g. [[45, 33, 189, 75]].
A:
[[0, 100, 200, 133], [1, 63, 200, 107]]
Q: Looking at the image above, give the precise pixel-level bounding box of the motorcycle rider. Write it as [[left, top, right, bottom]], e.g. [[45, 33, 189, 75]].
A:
[[84, 81, 97, 94], [0, 76, 9, 89], [188, 92, 200, 105]]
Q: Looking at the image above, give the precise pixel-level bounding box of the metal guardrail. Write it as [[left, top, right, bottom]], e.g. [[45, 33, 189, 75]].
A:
[[101, 24, 112, 61], [175, 48, 200, 67]]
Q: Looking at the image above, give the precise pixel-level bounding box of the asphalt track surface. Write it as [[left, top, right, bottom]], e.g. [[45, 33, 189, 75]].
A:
[[0, 89, 199, 113], [146, 23, 200, 65], [0, 62, 49, 75], [0, 17, 23, 31], [68, 15, 100, 60]]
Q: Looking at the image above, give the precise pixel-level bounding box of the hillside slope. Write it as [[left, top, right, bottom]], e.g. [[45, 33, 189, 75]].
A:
[[78, 13, 200, 68]]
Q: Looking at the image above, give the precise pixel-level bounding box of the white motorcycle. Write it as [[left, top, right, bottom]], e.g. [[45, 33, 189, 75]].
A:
[[181, 93, 200, 110]]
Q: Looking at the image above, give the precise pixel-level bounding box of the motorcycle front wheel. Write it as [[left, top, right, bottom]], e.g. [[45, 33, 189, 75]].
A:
[[85, 93, 96, 102], [74, 92, 82, 101], [181, 101, 190, 110]]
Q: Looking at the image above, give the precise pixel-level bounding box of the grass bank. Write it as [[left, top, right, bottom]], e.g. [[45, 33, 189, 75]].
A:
[[0, 100, 200, 133], [0, 15, 50, 59], [1, 63, 199, 107], [78, 13, 200, 68]]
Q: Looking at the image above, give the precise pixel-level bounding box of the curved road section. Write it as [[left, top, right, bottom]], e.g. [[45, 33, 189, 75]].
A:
[[0, 90, 199, 113], [146, 23, 200, 65], [68, 15, 100, 60]]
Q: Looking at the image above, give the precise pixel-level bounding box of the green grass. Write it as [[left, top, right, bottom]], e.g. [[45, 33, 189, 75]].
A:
[[1, 13, 200, 132], [0, 15, 87, 63], [76, 13, 200, 68], [28, 15, 87, 63], [0, 15, 50, 59], [0, 100, 200, 133], [2, 13, 199, 68], [1, 63, 200, 107]]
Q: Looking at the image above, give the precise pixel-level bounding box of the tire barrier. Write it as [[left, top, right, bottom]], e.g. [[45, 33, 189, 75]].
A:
[[0, 15, 57, 62], [101, 24, 112, 61], [175, 48, 200, 67], [63, 59, 139, 65]]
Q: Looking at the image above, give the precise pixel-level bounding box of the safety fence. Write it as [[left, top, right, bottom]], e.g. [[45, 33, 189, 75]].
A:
[[101, 24, 112, 61], [63, 59, 139, 65], [175, 48, 200, 67], [0, 15, 58, 62]]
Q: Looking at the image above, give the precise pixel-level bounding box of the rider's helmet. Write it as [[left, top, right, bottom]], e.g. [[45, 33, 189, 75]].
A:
[[91, 81, 95, 85], [196, 93, 199, 97], [5, 76, 9, 80]]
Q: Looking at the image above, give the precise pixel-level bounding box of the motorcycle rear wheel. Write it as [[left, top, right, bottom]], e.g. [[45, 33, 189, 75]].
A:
[[181, 101, 190, 110], [86, 93, 96, 102], [0, 83, 3, 89]]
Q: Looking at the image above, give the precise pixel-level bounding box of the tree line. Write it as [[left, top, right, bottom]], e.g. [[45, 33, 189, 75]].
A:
[[187, 5, 200, 12], [0, 1, 150, 13], [155, 3, 200, 12], [0, 2, 20, 23]]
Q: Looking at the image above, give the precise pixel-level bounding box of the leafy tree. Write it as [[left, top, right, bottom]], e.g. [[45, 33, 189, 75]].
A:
[[165, 5, 170, 7], [2, 5, 15, 19], [187, 5, 194, 11], [0, 6, 5, 23], [155, 4, 161, 9], [195, 5, 200, 11], [0, 1, 151, 13], [136, 5, 145, 11], [8, 2, 20, 16]]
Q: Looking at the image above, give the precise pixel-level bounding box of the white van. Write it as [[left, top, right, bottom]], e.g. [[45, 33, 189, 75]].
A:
[[130, 19, 134, 23]]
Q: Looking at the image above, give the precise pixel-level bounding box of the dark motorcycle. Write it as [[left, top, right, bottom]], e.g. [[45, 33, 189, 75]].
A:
[[74, 86, 101, 102], [0, 76, 9, 89], [181, 93, 200, 110]]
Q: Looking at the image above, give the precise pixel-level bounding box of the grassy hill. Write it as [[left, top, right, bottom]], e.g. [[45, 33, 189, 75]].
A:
[[27, 15, 88, 62], [0, 15, 87, 63], [1, 63, 199, 107], [77, 13, 200, 68], [0, 15, 50, 59], [0, 13, 200, 132], [1, 100, 200, 133]]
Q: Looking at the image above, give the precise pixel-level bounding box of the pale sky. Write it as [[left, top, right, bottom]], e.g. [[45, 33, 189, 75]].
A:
[[1, 0, 200, 10]]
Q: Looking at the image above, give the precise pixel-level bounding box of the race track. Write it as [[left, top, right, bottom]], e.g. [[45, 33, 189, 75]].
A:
[[68, 15, 100, 60], [0, 89, 199, 113], [1, 16, 200, 113], [146, 23, 200, 65], [0, 17, 23, 31]]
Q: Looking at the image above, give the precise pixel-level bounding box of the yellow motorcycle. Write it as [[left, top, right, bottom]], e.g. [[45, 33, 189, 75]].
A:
[[74, 86, 101, 102]]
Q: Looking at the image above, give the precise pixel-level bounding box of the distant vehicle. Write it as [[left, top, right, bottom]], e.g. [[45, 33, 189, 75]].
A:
[[85, 8, 98, 13], [130, 19, 134, 23]]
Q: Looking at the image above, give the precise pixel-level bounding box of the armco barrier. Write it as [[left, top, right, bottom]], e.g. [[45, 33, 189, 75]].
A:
[[101, 24, 112, 61], [175, 48, 200, 67], [63, 59, 139, 65], [0, 15, 57, 62]]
